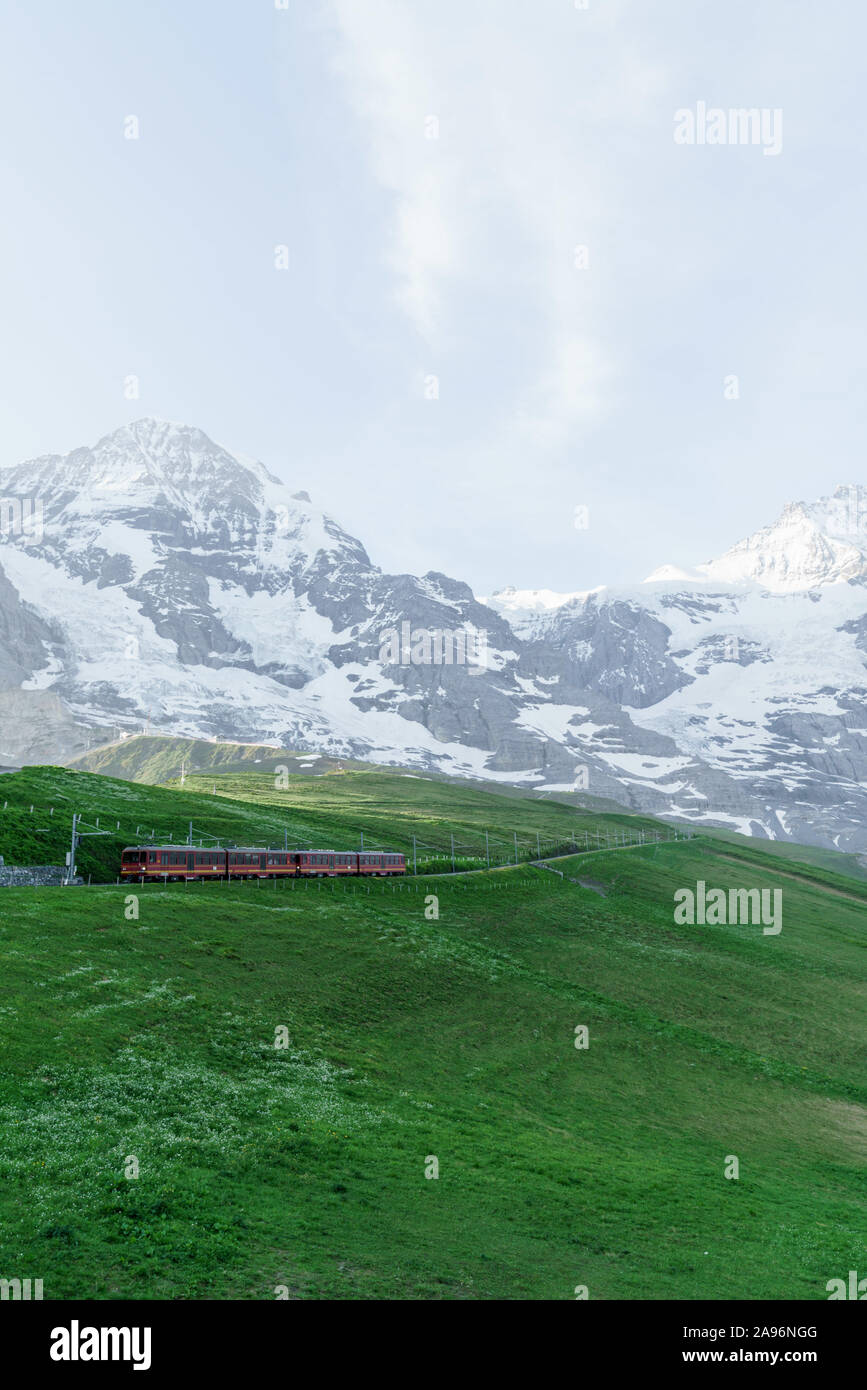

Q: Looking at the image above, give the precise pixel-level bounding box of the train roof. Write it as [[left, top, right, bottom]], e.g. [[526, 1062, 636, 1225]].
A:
[[123, 844, 258, 851], [122, 845, 403, 853]]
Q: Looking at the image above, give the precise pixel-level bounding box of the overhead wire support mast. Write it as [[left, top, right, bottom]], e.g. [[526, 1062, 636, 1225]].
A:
[[65, 812, 113, 886]]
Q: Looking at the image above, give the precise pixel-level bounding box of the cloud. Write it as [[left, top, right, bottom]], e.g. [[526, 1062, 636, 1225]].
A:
[[327, 0, 461, 341], [326, 0, 664, 443]]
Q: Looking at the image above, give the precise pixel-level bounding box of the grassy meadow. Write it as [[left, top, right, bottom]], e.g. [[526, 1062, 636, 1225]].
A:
[[0, 764, 864, 1299]]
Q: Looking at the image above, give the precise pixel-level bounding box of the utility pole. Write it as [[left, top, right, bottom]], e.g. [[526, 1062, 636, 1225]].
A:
[[514, 831, 518, 865], [360, 829, 364, 851], [66, 812, 78, 886], [66, 812, 111, 885], [413, 835, 417, 875], [450, 833, 455, 873], [188, 821, 193, 846], [284, 828, 287, 851], [485, 830, 490, 867], [536, 831, 541, 859]]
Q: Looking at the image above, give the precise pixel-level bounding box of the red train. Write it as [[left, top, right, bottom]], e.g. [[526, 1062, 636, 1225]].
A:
[[120, 846, 406, 882]]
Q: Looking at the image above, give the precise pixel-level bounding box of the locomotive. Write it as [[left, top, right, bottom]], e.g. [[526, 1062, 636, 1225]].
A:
[[120, 846, 406, 882]]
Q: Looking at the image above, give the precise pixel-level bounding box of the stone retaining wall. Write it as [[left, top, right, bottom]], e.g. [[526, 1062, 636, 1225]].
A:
[[0, 865, 82, 887]]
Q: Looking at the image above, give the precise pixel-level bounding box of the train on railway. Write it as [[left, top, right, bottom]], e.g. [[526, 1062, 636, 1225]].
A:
[[120, 846, 406, 882]]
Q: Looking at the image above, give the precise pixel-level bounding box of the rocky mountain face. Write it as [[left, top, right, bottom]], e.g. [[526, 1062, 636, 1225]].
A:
[[1, 420, 866, 851]]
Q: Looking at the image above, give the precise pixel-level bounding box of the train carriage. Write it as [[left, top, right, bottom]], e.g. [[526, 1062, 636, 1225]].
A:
[[295, 852, 358, 877], [357, 852, 404, 876], [227, 849, 268, 879]]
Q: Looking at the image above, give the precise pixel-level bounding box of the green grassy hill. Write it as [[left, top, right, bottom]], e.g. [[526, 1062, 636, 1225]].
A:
[[0, 764, 671, 880], [0, 769, 864, 1300]]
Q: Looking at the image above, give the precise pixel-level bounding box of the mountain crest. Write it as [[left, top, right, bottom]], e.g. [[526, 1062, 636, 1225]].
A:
[[642, 484, 867, 592]]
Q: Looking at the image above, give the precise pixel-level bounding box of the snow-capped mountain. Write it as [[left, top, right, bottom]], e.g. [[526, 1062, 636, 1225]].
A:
[[485, 484, 867, 849], [0, 419, 601, 782], [646, 486, 867, 592], [2, 421, 867, 852]]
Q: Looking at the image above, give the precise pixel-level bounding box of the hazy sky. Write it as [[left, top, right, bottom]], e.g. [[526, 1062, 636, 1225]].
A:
[[1, 0, 865, 595]]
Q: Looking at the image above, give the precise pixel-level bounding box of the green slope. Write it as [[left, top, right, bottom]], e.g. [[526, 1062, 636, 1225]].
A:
[[700, 824, 867, 885], [0, 764, 671, 880], [0, 810, 864, 1299]]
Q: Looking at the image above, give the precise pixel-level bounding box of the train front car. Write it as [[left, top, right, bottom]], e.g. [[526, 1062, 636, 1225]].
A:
[[120, 847, 228, 882], [120, 847, 146, 881]]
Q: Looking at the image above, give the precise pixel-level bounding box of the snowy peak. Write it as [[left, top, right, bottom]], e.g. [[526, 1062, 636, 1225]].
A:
[[645, 485, 867, 593], [1, 418, 281, 522], [483, 584, 602, 638], [702, 486, 867, 591], [0, 419, 370, 572]]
